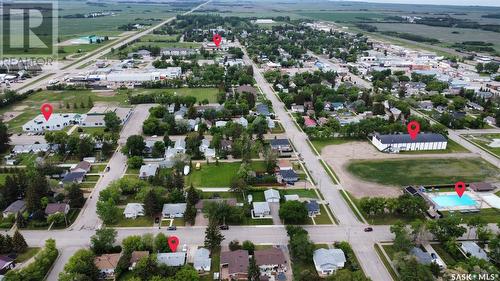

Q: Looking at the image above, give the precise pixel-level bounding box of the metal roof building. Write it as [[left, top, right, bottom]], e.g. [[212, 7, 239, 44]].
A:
[[371, 133, 447, 152]]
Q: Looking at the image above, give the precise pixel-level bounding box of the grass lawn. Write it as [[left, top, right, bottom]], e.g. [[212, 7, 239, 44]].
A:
[[80, 182, 97, 189], [126, 166, 140, 174], [52, 209, 81, 229], [441, 208, 500, 224], [375, 244, 398, 281], [90, 164, 107, 173], [173, 218, 185, 226], [240, 218, 274, 226], [310, 138, 353, 154], [200, 248, 220, 281], [431, 244, 465, 267], [279, 189, 318, 199], [339, 190, 365, 223], [85, 175, 101, 182], [309, 205, 334, 225], [1, 90, 129, 133], [270, 122, 285, 134], [121, 87, 220, 103], [466, 134, 500, 157], [16, 247, 41, 263], [347, 158, 499, 186], [107, 211, 154, 227], [201, 191, 243, 201], [187, 161, 266, 187]]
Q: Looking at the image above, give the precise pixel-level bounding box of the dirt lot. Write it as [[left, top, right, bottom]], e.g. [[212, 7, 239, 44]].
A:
[[321, 141, 477, 198]]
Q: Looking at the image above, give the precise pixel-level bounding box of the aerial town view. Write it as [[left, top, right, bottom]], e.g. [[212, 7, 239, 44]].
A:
[[0, 0, 499, 280]]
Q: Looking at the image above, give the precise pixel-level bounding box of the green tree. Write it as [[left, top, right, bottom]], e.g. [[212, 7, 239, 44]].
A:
[[47, 213, 66, 226], [279, 201, 308, 224], [66, 183, 85, 208], [0, 119, 10, 153], [104, 111, 121, 132], [91, 228, 117, 255], [143, 189, 160, 217], [127, 156, 144, 169], [171, 266, 199, 281], [154, 233, 169, 253], [124, 135, 146, 156], [152, 141, 165, 158], [59, 249, 99, 281], [96, 199, 120, 224], [242, 240, 255, 255], [12, 230, 28, 253], [133, 254, 159, 280], [247, 256, 260, 281], [390, 222, 413, 253], [428, 214, 466, 243], [204, 220, 224, 252]]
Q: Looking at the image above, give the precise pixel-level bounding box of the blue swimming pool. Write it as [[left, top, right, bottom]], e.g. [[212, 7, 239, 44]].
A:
[[431, 194, 477, 208]]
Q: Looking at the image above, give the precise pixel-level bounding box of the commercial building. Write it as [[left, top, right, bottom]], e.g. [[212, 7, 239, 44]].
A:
[[81, 106, 132, 127], [22, 113, 84, 132], [371, 133, 447, 152]]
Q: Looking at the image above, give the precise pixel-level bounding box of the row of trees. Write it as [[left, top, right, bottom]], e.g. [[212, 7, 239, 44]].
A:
[[358, 194, 427, 220], [5, 239, 58, 281]]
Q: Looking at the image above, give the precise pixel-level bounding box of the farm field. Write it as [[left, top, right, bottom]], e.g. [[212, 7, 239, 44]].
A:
[[0, 90, 129, 133], [347, 158, 500, 186], [121, 87, 220, 103], [371, 23, 500, 53]]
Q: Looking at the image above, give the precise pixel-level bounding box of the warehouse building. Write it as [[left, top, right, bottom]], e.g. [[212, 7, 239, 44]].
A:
[[23, 113, 84, 132], [371, 133, 447, 152]]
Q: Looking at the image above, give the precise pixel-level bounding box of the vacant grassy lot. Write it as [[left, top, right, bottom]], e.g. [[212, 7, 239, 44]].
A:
[[108, 209, 154, 227], [1, 90, 129, 133], [279, 189, 318, 199], [310, 138, 354, 154], [186, 161, 266, 187], [466, 134, 500, 157], [122, 87, 220, 104], [347, 158, 499, 186], [441, 208, 500, 224]]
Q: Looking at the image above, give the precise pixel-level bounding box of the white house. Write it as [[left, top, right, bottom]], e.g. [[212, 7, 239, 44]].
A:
[[23, 113, 84, 132], [313, 248, 346, 276], [371, 133, 447, 152], [162, 203, 187, 218], [193, 248, 211, 273], [264, 189, 280, 203], [139, 164, 159, 179], [123, 203, 145, 219], [157, 252, 186, 267], [252, 202, 271, 218]]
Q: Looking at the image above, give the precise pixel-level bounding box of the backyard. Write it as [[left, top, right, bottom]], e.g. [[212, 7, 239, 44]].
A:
[[121, 87, 220, 104], [186, 161, 267, 187]]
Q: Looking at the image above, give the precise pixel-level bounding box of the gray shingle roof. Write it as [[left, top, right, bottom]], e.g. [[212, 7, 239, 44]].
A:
[[280, 169, 298, 180], [410, 247, 433, 265], [270, 139, 290, 146], [375, 133, 446, 144], [313, 248, 346, 270], [3, 200, 26, 214], [157, 252, 186, 266]]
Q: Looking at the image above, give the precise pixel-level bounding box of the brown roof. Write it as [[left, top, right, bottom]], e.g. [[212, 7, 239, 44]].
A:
[[94, 254, 121, 270], [130, 251, 149, 264], [196, 198, 238, 209], [71, 161, 91, 172], [469, 182, 494, 191], [254, 247, 286, 266], [44, 203, 69, 215], [236, 85, 257, 95], [220, 250, 249, 274]]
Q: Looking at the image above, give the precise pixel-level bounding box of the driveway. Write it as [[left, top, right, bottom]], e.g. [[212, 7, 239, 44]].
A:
[[269, 202, 282, 225]]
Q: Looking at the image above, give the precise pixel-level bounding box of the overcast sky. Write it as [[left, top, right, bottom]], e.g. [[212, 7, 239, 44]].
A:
[[341, 0, 500, 7]]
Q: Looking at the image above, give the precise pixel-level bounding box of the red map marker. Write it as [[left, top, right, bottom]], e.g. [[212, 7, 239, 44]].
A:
[[455, 181, 466, 198], [40, 103, 53, 121], [212, 34, 222, 48], [168, 236, 179, 252], [407, 120, 420, 140]]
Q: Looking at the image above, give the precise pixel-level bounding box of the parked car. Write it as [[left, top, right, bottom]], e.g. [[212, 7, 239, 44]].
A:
[[167, 226, 177, 231], [155, 217, 160, 224], [219, 225, 229, 230], [364, 227, 373, 232]]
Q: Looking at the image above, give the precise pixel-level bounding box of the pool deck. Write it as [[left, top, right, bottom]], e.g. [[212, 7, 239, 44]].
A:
[[425, 191, 486, 211]]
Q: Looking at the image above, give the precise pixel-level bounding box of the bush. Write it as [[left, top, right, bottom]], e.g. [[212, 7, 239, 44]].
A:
[[5, 239, 58, 281], [127, 156, 144, 169]]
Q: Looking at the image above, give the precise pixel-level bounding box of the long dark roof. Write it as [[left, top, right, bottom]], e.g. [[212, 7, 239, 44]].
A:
[[375, 133, 446, 144]]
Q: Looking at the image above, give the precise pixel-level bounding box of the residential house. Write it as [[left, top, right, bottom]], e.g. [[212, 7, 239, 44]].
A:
[[94, 253, 121, 279], [270, 138, 293, 157], [419, 100, 434, 111], [237, 117, 248, 128], [71, 161, 91, 173], [484, 116, 496, 126], [220, 250, 249, 280], [216, 121, 228, 128], [461, 242, 489, 260], [253, 202, 271, 218], [278, 159, 293, 170], [254, 247, 287, 277], [123, 203, 145, 219], [162, 203, 187, 218], [129, 251, 149, 270], [157, 252, 186, 267], [313, 248, 346, 276], [62, 171, 86, 184], [467, 101, 484, 111], [11, 144, 53, 155], [236, 85, 257, 96], [199, 139, 216, 158], [220, 139, 233, 152], [307, 200, 321, 216], [139, 164, 159, 179], [45, 203, 70, 216], [278, 169, 299, 183], [410, 247, 433, 265], [0, 255, 15, 274], [3, 200, 26, 218], [291, 104, 305, 113], [256, 104, 271, 117], [264, 189, 280, 203], [193, 248, 211, 273]]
